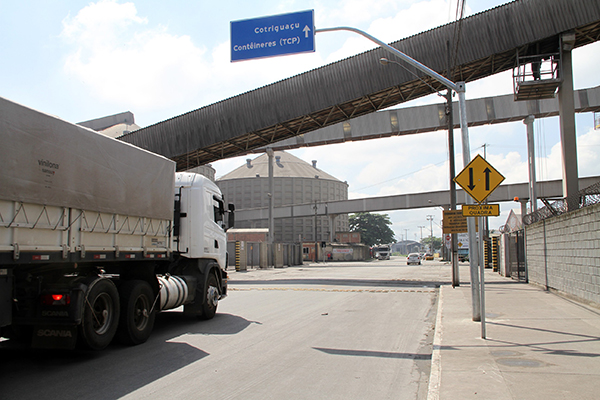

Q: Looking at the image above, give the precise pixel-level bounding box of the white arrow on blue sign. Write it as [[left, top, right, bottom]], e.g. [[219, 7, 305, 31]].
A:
[[231, 10, 315, 62]]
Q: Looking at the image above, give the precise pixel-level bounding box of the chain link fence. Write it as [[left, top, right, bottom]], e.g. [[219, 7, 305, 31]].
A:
[[523, 180, 600, 225]]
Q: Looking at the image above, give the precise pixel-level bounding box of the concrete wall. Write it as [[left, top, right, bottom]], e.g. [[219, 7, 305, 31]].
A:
[[526, 203, 600, 306], [325, 244, 369, 261]]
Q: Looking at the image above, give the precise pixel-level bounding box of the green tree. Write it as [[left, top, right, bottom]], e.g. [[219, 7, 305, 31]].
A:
[[421, 236, 442, 252], [349, 212, 395, 246]]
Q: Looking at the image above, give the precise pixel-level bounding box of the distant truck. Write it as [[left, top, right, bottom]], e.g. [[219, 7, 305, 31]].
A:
[[0, 97, 234, 350], [373, 245, 391, 260], [456, 233, 470, 262]]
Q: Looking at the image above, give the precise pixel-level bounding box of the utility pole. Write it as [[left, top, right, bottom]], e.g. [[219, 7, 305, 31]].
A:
[[418, 226, 425, 241], [447, 40, 459, 287], [426, 215, 434, 253]]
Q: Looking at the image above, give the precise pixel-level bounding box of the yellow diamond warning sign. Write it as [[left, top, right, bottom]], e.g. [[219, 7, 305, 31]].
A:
[[454, 155, 505, 204]]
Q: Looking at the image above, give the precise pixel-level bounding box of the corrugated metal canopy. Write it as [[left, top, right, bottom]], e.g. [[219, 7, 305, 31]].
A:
[[119, 0, 600, 171]]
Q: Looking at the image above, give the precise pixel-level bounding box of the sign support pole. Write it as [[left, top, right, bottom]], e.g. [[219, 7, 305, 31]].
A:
[[457, 88, 481, 321], [479, 215, 486, 338]]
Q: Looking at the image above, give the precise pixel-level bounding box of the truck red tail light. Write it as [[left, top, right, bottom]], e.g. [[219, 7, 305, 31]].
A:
[[41, 294, 71, 306]]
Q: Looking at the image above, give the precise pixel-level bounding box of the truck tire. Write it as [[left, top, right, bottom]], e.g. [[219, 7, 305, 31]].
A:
[[79, 278, 120, 350], [183, 265, 220, 320], [116, 280, 156, 345], [200, 273, 219, 320]]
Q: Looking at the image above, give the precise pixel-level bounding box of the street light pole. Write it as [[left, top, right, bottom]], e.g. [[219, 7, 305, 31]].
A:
[[315, 26, 480, 320], [418, 225, 425, 252], [267, 148, 275, 268], [313, 201, 318, 263], [426, 215, 434, 253]]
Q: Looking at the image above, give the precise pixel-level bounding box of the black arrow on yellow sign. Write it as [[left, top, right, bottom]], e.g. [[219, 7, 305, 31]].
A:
[[484, 167, 491, 190], [454, 154, 505, 204], [468, 168, 475, 190], [468, 167, 492, 191]]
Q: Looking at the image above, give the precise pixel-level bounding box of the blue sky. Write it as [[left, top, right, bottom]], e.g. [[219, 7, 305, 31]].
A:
[[2, 0, 599, 241]]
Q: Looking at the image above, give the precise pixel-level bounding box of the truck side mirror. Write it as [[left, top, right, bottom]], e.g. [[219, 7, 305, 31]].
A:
[[227, 203, 235, 231]]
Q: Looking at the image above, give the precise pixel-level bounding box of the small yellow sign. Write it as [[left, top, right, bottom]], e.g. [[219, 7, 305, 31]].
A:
[[442, 210, 479, 233], [462, 204, 500, 217], [454, 155, 505, 203], [443, 210, 468, 233]]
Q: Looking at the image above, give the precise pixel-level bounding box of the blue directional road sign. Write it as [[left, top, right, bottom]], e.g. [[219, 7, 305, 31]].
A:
[[231, 10, 315, 62]]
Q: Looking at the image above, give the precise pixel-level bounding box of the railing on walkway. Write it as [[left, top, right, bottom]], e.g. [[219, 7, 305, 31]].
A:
[[523, 180, 600, 225]]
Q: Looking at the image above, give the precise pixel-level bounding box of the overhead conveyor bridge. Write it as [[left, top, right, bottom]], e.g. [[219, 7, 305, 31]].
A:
[[252, 86, 600, 152], [235, 176, 600, 221], [118, 0, 600, 171]]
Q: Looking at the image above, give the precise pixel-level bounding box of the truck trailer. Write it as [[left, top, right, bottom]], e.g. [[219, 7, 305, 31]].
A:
[[0, 96, 234, 350]]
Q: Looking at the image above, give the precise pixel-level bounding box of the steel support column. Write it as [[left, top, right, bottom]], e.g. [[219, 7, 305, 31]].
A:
[[558, 33, 579, 209], [524, 115, 538, 212]]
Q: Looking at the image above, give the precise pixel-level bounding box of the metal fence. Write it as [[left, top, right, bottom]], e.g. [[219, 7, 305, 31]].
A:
[[523, 180, 600, 225]]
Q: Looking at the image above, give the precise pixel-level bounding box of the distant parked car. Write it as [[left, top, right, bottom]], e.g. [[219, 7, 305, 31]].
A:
[[407, 253, 421, 265], [424, 253, 434, 260]]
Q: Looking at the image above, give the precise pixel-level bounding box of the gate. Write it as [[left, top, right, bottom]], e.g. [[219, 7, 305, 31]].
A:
[[508, 230, 527, 282], [247, 242, 260, 268]]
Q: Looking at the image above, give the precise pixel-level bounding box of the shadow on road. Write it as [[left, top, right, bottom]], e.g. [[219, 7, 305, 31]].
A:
[[0, 312, 256, 400], [313, 346, 432, 360]]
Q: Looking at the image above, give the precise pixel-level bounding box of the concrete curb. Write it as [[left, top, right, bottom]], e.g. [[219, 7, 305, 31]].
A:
[[427, 285, 444, 400]]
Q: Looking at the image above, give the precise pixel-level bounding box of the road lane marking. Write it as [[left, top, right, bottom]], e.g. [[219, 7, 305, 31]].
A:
[[229, 287, 436, 293]]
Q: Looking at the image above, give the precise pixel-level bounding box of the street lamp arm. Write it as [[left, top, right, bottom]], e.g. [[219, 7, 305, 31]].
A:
[[315, 26, 458, 92], [316, 24, 480, 320]]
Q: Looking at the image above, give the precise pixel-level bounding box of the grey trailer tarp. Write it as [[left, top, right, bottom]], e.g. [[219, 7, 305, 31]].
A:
[[0, 96, 175, 220]]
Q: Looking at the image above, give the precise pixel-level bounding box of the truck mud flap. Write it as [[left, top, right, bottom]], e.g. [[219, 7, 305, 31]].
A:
[[220, 269, 228, 299], [0, 269, 12, 327], [32, 325, 78, 350]]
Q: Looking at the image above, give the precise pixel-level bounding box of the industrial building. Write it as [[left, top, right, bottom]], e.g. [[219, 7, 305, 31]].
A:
[[217, 151, 349, 243]]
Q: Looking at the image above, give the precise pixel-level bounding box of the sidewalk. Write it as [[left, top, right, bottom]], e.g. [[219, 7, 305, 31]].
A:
[[428, 268, 600, 400]]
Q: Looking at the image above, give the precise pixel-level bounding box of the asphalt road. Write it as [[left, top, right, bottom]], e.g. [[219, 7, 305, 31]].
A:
[[0, 258, 446, 400]]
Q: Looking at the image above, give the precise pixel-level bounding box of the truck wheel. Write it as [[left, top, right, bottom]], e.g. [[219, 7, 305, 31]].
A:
[[116, 280, 156, 345], [79, 278, 120, 350], [200, 273, 219, 320]]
